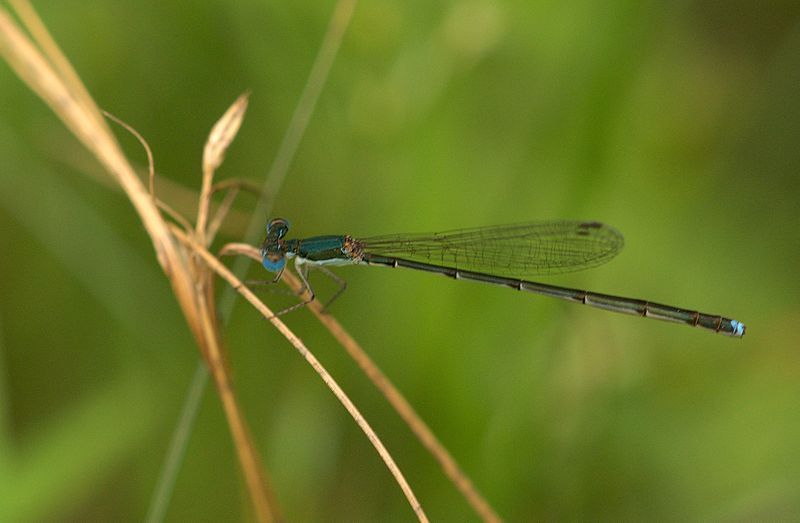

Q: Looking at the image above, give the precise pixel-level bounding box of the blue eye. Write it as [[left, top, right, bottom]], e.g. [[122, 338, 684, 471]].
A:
[[262, 255, 286, 272]]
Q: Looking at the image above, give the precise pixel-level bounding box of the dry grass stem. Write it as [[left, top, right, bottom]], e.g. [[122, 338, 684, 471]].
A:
[[8, 0, 114, 142], [101, 110, 156, 198], [101, 109, 196, 238], [1, 6, 278, 522], [197, 91, 250, 245], [2, 1, 474, 520], [220, 244, 501, 522], [184, 235, 430, 523]]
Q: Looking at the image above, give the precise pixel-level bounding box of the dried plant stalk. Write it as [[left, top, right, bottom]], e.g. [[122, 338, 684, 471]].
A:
[[180, 232, 430, 523], [197, 91, 250, 245], [0, 2, 482, 521], [0, 5, 278, 522], [220, 244, 501, 522]]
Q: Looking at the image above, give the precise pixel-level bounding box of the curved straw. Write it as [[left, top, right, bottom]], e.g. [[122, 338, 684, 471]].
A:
[[221, 243, 502, 523], [177, 231, 429, 522], [0, 6, 278, 522]]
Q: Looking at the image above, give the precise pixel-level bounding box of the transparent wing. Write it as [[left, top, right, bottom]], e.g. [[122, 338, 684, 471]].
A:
[[359, 221, 624, 277]]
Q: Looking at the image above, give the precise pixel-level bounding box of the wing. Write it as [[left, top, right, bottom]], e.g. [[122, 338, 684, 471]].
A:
[[359, 221, 624, 277]]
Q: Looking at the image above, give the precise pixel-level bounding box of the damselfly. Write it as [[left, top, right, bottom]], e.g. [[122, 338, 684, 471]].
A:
[[259, 218, 745, 337]]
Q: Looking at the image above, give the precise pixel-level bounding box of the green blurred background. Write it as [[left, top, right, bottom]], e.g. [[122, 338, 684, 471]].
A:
[[2, 1, 799, 520]]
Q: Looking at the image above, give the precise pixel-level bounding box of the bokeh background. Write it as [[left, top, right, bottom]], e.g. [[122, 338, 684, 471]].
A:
[[2, 1, 799, 520]]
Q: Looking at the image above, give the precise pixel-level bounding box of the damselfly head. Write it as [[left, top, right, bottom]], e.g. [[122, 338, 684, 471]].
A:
[[266, 217, 290, 240], [261, 218, 290, 272]]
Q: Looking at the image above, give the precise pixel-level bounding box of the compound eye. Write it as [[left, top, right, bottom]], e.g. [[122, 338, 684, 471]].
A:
[[266, 218, 290, 240], [262, 253, 286, 272]]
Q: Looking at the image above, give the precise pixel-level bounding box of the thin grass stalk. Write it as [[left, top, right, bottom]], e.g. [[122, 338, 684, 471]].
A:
[[0, 6, 278, 521], [149, 0, 360, 518], [220, 244, 503, 522], [175, 229, 430, 522]]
